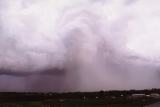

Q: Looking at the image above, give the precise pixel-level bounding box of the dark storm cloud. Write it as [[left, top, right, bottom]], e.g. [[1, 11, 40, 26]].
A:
[[0, 68, 65, 77], [0, 0, 160, 92]]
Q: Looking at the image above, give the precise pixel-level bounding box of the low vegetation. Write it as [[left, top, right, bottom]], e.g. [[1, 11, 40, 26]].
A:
[[0, 89, 160, 107]]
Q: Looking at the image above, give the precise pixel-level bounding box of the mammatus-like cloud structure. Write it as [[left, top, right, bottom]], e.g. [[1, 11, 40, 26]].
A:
[[0, 0, 160, 92]]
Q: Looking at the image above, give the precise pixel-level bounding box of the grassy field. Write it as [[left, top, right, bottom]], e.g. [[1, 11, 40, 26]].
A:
[[0, 89, 159, 107], [0, 102, 145, 107]]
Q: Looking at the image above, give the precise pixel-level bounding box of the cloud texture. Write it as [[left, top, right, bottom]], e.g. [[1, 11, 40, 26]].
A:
[[0, 0, 160, 92]]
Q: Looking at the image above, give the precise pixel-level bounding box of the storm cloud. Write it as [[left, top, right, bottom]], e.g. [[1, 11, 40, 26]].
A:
[[0, 0, 160, 92]]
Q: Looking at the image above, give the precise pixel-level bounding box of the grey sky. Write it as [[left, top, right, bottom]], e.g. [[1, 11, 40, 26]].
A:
[[0, 0, 160, 92]]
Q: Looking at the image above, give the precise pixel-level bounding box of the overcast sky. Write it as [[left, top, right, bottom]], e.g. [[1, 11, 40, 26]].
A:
[[0, 0, 160, 92]]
